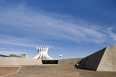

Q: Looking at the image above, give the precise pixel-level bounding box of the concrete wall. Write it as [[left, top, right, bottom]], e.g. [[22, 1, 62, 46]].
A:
[[0, 57, 82, 66], [58, 58, 82, 65], [97, 46, 116, 71], [0, 57, 42, 66]]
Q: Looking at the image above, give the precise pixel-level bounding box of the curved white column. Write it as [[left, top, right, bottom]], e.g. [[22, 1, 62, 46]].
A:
[[33, 46, 52, 60]]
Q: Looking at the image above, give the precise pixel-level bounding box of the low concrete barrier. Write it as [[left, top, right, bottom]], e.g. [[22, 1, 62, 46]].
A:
[[0, 57, 42, 66], [58, 58, 82, 65]]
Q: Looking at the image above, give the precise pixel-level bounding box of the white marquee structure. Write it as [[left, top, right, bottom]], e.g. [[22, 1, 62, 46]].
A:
[[33, 46, 52, 60]]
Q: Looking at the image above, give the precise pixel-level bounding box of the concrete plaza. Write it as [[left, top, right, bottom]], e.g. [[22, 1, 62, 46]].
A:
[[4, 65, 116, 77]]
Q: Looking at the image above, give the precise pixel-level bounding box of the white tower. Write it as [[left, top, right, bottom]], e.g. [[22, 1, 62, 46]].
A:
[[59, 54, 62, 59], [33, 46, 52, 60]]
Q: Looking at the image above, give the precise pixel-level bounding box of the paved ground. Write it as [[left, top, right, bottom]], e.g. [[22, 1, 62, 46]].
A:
[[4, 65, 116, 77], [0, 67, 19, 77]]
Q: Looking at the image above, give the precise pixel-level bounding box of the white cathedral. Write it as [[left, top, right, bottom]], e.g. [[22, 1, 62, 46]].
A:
[[33, 46, 52, 60]]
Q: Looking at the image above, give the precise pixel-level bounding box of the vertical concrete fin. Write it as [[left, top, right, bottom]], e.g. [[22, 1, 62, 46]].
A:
[[97, 46, 116, 71]]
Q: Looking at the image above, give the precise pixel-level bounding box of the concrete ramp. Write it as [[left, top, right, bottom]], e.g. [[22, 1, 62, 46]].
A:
[[59, 58, 82, 65], [77, 46, 116, 72]]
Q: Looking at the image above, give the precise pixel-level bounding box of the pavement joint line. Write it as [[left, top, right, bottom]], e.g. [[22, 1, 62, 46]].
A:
[[1, 66, 21, 77]]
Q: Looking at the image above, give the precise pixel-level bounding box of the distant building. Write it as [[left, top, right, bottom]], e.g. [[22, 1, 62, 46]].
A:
[[9, 54, 20, 58], [20, 54, 26, 58], [0, 54, 9, 57], [9, 54, 27, 58]]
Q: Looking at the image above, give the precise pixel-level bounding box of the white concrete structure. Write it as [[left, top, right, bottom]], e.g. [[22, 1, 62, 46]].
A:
[[33, 46, 52, 60]]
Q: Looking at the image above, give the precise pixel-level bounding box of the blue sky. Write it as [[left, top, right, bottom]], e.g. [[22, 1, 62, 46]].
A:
[[0, 0, 116, 59]]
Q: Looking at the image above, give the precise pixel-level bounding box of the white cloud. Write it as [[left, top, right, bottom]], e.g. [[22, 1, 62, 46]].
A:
[[107, 27, 116, 40], [0, 5, 108, 44], [0, 35, 37, 48], [0, 51, 23, 56]]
